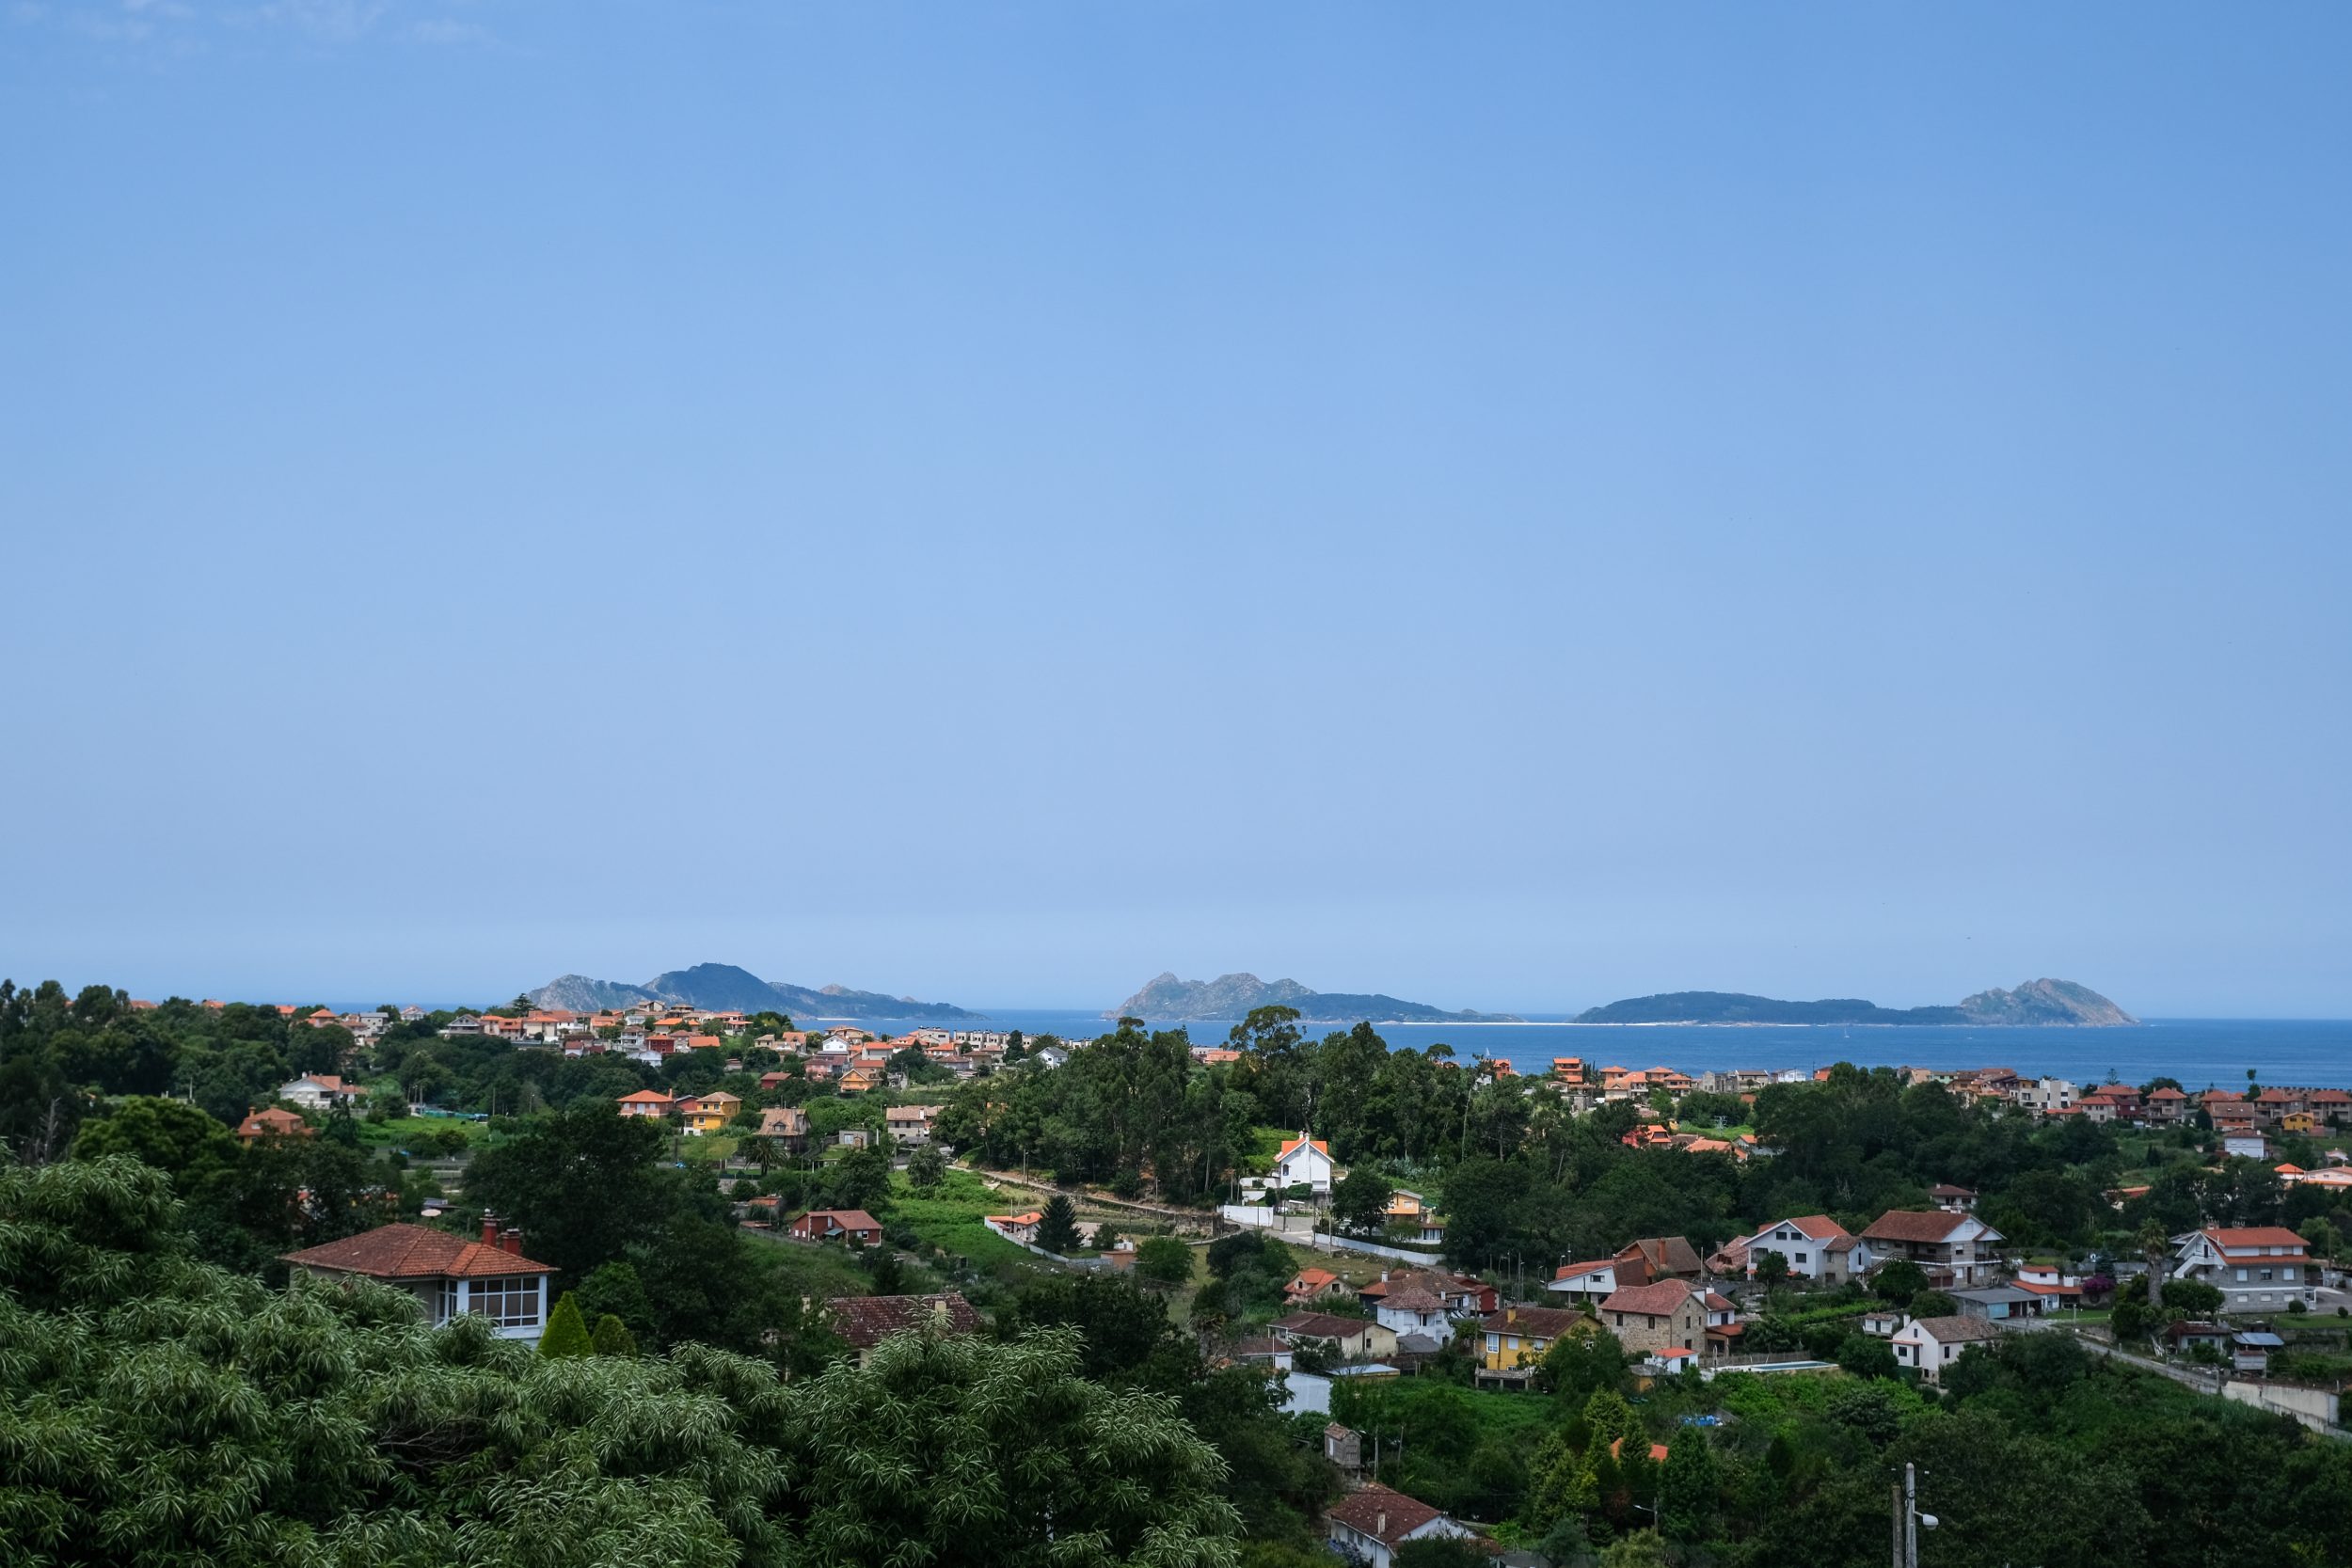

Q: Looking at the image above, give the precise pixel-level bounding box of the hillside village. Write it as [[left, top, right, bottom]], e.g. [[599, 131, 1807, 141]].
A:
[[8, 983, 2352, 1566]]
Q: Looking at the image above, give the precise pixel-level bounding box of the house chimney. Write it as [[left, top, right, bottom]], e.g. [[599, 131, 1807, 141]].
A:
[[1506, 1307, 1517, 1323], [481, 1212, 499, 1246], [1375, 1512, 1388, 1539], [501, 1227, 524, 1257]]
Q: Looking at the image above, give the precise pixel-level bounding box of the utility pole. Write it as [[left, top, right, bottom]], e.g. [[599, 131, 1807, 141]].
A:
[[1905, 1462, 1918, 1568]]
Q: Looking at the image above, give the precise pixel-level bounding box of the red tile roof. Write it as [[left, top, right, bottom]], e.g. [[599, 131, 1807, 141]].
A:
[[1758, 1214, 1851, 1242], [826, 1291, 982, 1349], [282, 1223, 552, 1279], [1326, 1483, 1444, 1547], [2202, 1226, 2308, 1250], [1861, 1210, 1973, 1243], [1599, 1280, 1697, 1319]]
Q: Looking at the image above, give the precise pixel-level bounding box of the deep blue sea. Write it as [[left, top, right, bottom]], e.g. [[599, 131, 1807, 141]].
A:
[[857, 1010, 2352, 1092]]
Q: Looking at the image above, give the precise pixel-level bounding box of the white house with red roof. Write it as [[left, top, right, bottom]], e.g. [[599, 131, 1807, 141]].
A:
[[1271, 1132, 1336, 1195], [282, 1215, 555, 1342], [1548, 1258, 1624, 1304], [1323, 1483, 1479, 1568], [616, 1089, 675, 1118], [1737, 1215, 1871, 1284], [2170, 1226, 2315, 1313]]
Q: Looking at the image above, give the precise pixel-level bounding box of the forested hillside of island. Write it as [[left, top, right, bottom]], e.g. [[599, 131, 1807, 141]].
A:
[[1574, 978, 2137, 1027]]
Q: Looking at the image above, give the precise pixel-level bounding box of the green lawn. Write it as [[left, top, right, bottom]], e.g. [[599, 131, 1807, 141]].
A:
[[890, 1169, 1040, 1269]]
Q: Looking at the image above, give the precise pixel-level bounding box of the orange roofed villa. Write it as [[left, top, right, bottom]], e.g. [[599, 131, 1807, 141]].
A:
[[280, 1214, 555, 1343]]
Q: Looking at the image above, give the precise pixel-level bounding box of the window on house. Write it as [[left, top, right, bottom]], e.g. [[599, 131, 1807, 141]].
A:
[[468, 1275, 542, 1328], [1794, 1253, 1807, 1264]]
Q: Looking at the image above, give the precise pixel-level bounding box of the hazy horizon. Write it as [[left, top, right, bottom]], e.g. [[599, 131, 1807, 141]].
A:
[[6, 4, 2348, 1018]]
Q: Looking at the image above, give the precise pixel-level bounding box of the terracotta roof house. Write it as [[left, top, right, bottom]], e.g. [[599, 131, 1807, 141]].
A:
[[788, 1208, 883, 1244], [1860, 1209, 2006, 1288], [1738, 1215, 1870, 1285], [616, 1089, 675, 1118], [1284, 1266, 1353, 1307], [2170, 1226, 2314, 1313], [826, 1291, 984, 1367], [237, 1107, 312, 1140], [1271, 1132, 1337, 1194], [1549, 1259, 1625, 1303], [1324, 1483, 1482, 1568], [1597, 1279, 1709, 1357], [282, 1216, 554, 1342]]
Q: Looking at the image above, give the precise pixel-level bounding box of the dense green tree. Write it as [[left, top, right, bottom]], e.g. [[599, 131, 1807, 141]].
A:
[[1136, 1234, 1195, 1285], [1332, 1166, 1394, 1234], [905, 1140, 947, 1189], [1657, 1426, 1717, 1543], [1034, 1194, 1082, 1255], [1872, 1256, 1930, 1304], [540, 1291, 595, 1356], [592, 1313, 640, 1357]]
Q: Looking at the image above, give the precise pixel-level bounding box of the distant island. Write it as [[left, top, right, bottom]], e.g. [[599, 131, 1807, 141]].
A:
[[528, 961, 976, 1021], [1108, 971, 1522, 1023], [1572, 977, 2136, 1028]]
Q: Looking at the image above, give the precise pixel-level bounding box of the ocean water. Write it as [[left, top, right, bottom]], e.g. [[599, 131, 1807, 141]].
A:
[[866, 1010, 2352, 1091]]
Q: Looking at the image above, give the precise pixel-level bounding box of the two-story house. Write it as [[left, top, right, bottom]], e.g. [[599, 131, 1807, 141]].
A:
[[282, 1216, 554, 1343], [681, 1091, 739, 1135], [1597, 1279, 1711, 1357], [757, 1104, 810, 1150], [1738, 1215, 1870, 1284], [1372, 1286, 1456, 1346], [885, 1104, 942, 1145], [1889, 1314, 2004, 1385], [1324, 1484, 1479, 1568], [1860, 1210, 2006, 1289], [1271, 1133, 1337, 1196], [278, 1074, 360, 1112], [1475, 1305, 1585, 1373], [2170, 1226, 2314, 1313]]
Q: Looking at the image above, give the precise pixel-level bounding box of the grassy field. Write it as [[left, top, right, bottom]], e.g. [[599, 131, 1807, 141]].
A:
[[358, 1115, 498, 1150], [889, 1169, 1041, 1270]]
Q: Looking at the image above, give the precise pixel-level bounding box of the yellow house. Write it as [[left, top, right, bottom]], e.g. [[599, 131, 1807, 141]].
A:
[[2281, 1111, 2317, 1133], [683, 1091, 740, 1135], [1477, 1305, 1588, 1370]]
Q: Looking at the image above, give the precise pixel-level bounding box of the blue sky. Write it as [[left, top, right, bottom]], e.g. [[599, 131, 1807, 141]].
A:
[[4, 3, 2348, 1016]]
